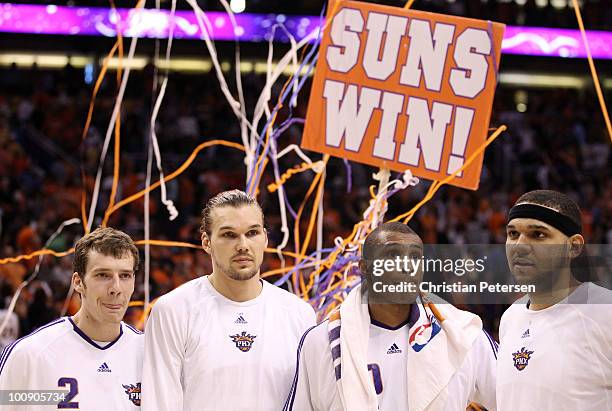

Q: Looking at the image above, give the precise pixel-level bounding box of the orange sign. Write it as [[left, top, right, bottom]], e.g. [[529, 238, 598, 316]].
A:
[[301, 1, 505, 190]]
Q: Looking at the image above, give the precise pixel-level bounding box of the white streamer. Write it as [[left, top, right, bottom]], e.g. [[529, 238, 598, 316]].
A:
[[0, 218, 81, 335]]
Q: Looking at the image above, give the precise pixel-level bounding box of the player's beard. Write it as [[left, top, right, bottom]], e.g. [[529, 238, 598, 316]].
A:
[[217, 260, 260, 281], [510, 244, 572, 293]]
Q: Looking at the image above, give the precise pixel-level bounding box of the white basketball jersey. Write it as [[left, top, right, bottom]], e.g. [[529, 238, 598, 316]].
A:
[[0, 317, 144, 410], [286, 304, 498, 411], [367, 320, 410, 411], [497, 282, 612, 411], [142, 276, 316, 411]]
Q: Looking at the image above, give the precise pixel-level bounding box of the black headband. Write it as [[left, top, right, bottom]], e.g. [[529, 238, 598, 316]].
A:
[[507, 203, 581, 237]]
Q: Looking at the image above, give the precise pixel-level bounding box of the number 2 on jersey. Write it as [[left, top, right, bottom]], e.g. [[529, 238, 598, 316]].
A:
[[368, 363, 383, 395], [57, 377, 79, 409]]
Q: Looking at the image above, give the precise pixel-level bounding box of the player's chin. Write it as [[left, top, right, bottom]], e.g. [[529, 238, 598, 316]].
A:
[[230, 269, 259, 281], [511, 265, 539, 282], [101, 305, 128, 321]]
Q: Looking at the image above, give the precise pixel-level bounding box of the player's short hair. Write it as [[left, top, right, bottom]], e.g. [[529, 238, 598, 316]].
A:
[[73, 227, 139, 278], [199, 189, 264, 236], [514, 189, 582, 229], [362, 222, 418, 260]]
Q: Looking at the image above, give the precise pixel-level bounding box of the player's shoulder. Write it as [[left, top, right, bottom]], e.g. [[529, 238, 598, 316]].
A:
[[264, 281, 315, 313], [472, 328, 499, 357], [299, 319, 330, 353], [580, 282, 612, 304], [1, 317, 69, 360], [152, 276, 209, 311], [569, 282, 612, 324], [122, 321, 145, 345]]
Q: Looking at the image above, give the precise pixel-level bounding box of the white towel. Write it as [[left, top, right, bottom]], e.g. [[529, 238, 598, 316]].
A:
[[330, 284, 482, 411]]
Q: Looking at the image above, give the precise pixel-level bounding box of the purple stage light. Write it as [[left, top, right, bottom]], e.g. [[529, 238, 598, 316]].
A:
[[0, 3, 610, 60]]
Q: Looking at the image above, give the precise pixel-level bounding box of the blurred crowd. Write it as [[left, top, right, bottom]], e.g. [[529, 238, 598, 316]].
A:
[[0, 59, 610, 347]]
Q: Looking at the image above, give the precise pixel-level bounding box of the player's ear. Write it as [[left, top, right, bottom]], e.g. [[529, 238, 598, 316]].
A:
[[263, 227, 268, 248], [202, 233, 211, 254], [72, 272, 84, 293], [358, 259, 368, 276], [568, 234, 585, 259]]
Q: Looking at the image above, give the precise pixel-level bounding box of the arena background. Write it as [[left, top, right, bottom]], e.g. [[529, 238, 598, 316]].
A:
[[0, 0, 610, 346]]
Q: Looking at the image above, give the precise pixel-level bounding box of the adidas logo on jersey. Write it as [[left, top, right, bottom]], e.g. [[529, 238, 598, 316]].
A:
[[97, 362, 112, 373], [235, 314, 247, 324], [521, 329, 530, 338], [387, 343, 402, 354]]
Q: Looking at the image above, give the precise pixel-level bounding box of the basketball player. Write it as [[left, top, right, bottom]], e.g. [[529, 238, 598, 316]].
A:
[[142, 190, 316, 410], [285, 222, 497, 411], [0, 227, 144, 410], [497, 190, 612, 410]]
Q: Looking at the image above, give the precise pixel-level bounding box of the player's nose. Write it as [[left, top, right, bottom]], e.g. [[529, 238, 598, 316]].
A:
[[509, 235, 531, 256], [236, 234, 249, 251], [108, 274, 122, 295]]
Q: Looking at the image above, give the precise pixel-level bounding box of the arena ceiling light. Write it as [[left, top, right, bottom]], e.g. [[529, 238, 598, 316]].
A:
[[499, 72, 587, 88], [0, 3, 611, 60], [230, 0, 246, 14]]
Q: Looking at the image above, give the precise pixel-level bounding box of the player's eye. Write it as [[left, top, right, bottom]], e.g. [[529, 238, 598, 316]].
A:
[[120, 273, 133, 279], [532, 231, 547, 239], [246, 229, 260, 237], [506, 230, 519, 239], [222, 232, 236, 238], [97, 272, 110, 278]]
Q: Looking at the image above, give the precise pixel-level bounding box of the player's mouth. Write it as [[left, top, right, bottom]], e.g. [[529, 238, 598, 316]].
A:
[[512, 258, 535, 268], [102, 303, 124, 310], [233, 256, 253, 264]]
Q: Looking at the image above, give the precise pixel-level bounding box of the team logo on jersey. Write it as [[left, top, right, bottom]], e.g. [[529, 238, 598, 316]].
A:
[[230, 331, 257, 352], [409, 318, 442, 352], [512, 347, 534, 371], [122, 383, 141, 406], [386, 343, 402, 354], [521, 329, 530, 338], [235, 313, 248, 324]]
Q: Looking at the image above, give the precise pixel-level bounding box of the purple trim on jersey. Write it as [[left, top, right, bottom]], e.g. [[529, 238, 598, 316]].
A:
[[283, 323, 320, 411], [334, 363, 342, 381], [328, 325, 340, 342], [331, 343, 341, 362], [0, 317, 66, 375], [370, 303, 419, 331], [483, 329, 498, 360], [124, 323, 143, 335], [67, 317, 123, 350]]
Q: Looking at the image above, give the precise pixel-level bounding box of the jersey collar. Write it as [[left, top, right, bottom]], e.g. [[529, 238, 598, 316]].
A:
[[67, 316, 123, 350]]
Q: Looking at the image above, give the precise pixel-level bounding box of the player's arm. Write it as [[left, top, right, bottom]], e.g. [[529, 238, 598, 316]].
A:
[[285, 323, 340, 411], [469, 330, 498, 410], [0, 343, 32, 410], [141, 298, 185, 411], [284, 325, 317, 411]]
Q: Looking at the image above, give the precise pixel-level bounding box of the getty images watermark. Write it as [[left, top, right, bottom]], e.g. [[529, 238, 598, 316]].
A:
[[362, 244, 611, 305], [370, 255, 535, 294]]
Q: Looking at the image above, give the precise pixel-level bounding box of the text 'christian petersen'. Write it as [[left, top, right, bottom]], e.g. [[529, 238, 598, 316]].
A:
[[372, 281, 535, 294]]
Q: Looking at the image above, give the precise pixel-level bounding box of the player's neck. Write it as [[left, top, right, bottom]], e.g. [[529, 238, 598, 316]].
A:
[[208, 272, 263, 302], [368, 303, 413, 328], [528, 270, 581, 311], [71, 310, 121, 342]]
